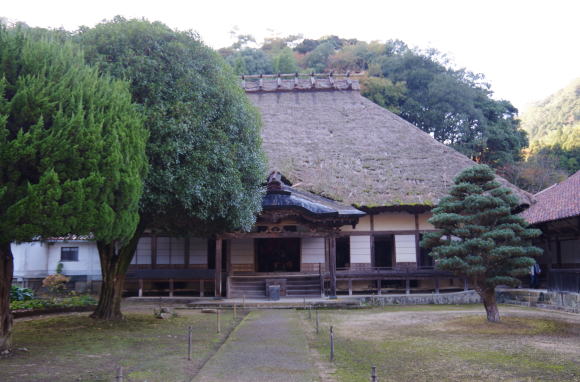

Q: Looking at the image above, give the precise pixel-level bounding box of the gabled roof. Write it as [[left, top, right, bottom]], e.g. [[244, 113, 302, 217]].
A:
[[244, 76, 533, 209], [263, 172, 365, 218], [521, 170, 580, 225]]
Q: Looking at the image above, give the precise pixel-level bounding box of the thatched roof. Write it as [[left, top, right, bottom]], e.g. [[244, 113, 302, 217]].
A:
[[244, 77, 534, 209], [521, 170, 580, 225]]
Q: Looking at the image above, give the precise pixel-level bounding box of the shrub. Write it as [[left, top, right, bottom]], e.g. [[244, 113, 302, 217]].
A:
[[42, 274, 71, 295], [10, 286, 34, 302]]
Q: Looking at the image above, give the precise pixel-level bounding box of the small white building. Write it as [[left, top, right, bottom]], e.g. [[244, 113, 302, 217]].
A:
[[12, 237, 101, 291]]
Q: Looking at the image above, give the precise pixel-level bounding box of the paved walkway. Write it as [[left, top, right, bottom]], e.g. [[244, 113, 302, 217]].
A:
[[193, 310, 319, 382]]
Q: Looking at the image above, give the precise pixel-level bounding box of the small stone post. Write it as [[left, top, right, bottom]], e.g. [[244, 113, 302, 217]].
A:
[[116, 366, 124, 382], [371, 366, 377, 382], [187, 326, 192, 361], [330, 326, 335, 362], [217, 309, 221, 334]]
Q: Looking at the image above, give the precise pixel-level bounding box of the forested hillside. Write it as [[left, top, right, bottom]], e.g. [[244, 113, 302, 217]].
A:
[[520, 78, 580, 174], [219, 35, 528, 169]]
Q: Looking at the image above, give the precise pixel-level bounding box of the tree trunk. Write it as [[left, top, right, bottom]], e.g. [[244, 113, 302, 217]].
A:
[[0, 242, 14, 352], [91, 221, 146, 320], [481, 288, 500, 322]]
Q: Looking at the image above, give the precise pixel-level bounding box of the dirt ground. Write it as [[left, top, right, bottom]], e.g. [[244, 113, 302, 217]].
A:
[[0, 302, 243, 382], [305, 305, 580, 382], [2, 303, 579, 382]]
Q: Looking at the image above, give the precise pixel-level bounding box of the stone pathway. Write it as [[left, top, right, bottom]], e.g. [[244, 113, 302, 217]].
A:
[[193, 310, 319, 382]]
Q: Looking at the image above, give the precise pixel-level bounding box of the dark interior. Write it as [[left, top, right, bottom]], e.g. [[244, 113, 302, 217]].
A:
[[256, 238, 301, 272], [336, 236, 350, 269], [374, 235, 394, 268]]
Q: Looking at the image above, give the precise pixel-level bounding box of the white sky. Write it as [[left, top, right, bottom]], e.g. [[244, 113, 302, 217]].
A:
[[3, 0, 579, 112]]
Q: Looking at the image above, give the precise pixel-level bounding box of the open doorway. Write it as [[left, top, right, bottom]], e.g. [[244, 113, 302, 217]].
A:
[[374, 235, 394, 268], [255, 238, 300, 272]]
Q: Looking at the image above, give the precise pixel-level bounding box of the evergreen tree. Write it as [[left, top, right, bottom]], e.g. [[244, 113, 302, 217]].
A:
[[0, 26, 146, 350], [421, 165, 542, 322], [78, 18, 265, 320]]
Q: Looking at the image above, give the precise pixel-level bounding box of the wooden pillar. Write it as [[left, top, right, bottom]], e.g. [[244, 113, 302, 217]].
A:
[[435, 277, 440, 294], [329, 234, 337, 299], [463, 278, 468, 291], [377, 280, 382, 295], [199, 280, 205, 297], [169, 279, 174, 297], [214, 238, 223, 299], [138, 279, 143, 297], [405, 278, 410, 295], [348, 280, 353, 296]]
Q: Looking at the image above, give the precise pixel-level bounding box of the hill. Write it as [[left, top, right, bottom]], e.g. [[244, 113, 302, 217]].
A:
[[520, 78, 580, 174]]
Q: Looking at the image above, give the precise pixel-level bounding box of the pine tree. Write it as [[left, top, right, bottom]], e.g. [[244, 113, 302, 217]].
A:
[[0, 26, 147, 350], [421, 165, 542, 322]]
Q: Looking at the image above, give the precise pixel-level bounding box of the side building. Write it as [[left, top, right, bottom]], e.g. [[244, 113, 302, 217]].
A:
[[521, 170, 580, 293]]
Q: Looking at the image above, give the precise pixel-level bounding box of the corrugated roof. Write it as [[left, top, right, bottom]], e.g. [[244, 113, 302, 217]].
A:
[[521, 170, 580, 224], [246, 78, 534, 208]]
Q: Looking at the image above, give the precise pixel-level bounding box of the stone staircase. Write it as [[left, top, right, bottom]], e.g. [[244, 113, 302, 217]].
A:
[[228, 275, 322, 299]]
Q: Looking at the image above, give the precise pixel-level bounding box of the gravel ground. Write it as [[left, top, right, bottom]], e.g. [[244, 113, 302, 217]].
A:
[[193, 310, 319, 382]]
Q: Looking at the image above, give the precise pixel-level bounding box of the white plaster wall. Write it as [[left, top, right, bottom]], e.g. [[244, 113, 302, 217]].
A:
[[418, 213, 435, 230], [350, 235, 371, 264], [12, 242, 48, 279], [301, 238, 325, 263], [231, 239, 254, 265], [374, 212, 415, 231], [395, 235, 417, 263], [46, 242, 101, 278], [189, 238, 208, 265], [341, 215, 371, 232]]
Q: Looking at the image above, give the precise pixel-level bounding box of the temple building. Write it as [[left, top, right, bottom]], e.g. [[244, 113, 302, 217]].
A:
[[13, 74, 534, 298]]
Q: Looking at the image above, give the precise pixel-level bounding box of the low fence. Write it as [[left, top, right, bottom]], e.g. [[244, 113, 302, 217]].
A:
[[548, 269, 580, 293]]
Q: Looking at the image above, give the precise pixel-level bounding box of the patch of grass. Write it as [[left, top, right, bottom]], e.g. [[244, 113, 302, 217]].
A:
[[445, 316, 571, 336], [306, 307, 580, 382], [2, 308, 241, 382]]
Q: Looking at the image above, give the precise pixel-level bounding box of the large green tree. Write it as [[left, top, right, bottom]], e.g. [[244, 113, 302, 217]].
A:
[[0, 26, 146, 350], [421, 165, 542, 322], [78, 18, 265, 320]]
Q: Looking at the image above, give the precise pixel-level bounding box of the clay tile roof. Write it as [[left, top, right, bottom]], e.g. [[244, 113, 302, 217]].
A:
[[521, 170, 580, 225], [245, 76, 534, 209]]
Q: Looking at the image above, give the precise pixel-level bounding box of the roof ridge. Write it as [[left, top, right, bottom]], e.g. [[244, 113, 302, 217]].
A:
[[241, 73, 361, 93]]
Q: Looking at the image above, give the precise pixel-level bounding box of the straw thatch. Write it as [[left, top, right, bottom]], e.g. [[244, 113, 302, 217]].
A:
[[244, 77, 534, 209]]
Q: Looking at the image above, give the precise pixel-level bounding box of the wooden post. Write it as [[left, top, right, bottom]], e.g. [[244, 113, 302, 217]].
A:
[[169, 278, 174, 297], [316, 310, 319, 334], [348, 280, 353, 296], [217, 309, 221, 334], [319, 263, 324, 297], [371, 366, 377, 382], [116, 366, 124, 382], [330, 326, 335, 361], [138, 279, 143, 297], [199, 280, 205, 297], [405, 278, 410, 295], [435, 277, 440, 294], [377, 280, 382, 295], [214, 238, 223, 299], [187, 326, 192, 361], [464, 278, 468, 291], [329, 234, 337, 299]]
